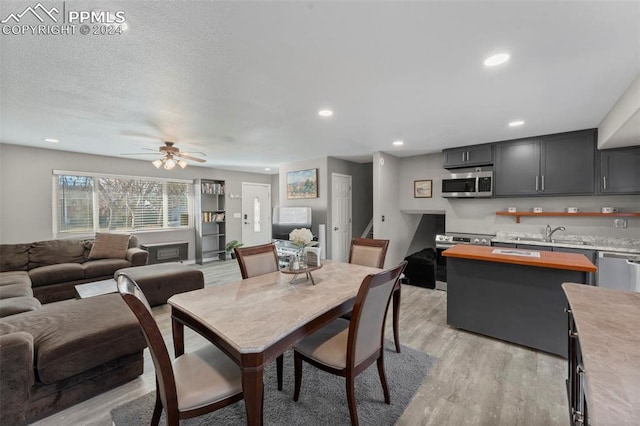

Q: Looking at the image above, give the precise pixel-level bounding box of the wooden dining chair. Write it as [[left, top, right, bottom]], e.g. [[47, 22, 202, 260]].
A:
[[292, 261, 408, 426], [116, 273, 244, 426], [234, 243, 280, 279], [233, 242, 286, 390], [347, 238, 402, 353]]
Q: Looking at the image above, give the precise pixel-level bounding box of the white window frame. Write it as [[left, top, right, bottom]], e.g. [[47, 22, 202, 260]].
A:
[[52, 170, 194, 238]]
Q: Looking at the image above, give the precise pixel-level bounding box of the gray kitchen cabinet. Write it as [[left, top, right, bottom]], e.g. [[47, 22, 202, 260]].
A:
[[516, 244, 553, 251], [492, 242, 517, 248], [599, 146, 640, 194], [443, 144, 493, 169], [554, 246, 596, 285], [541, 130, 595, 195], [494, 138, 540, 196], [494, 129, 596, 197]]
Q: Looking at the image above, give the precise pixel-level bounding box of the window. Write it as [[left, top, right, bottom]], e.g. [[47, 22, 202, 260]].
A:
[[54, 171, 192, 236]]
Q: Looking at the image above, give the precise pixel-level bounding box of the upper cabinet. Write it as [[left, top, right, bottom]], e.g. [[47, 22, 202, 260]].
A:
[[598, 146, 640, 194], [494, 130, 596, 197], [443, 144, 493, 169]]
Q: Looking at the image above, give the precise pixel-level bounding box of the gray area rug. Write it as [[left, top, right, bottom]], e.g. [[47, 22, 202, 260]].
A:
[[112, 340, 436, 425]]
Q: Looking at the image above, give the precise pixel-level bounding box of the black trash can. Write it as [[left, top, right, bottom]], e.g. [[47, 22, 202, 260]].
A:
[[403, 248, 437, 289]]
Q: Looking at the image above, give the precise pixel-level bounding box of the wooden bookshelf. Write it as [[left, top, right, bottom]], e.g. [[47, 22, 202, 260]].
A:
[[496, 211, 640, 223]]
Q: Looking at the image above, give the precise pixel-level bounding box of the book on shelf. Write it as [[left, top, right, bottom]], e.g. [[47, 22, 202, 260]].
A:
[[201, 181, 225, 195]]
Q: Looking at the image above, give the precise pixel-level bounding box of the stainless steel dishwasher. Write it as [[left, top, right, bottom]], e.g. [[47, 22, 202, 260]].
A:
[[597, 251, 640, 292]]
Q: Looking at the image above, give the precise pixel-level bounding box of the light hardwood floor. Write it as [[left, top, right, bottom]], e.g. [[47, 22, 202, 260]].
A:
[[32, 260, 568, 425]]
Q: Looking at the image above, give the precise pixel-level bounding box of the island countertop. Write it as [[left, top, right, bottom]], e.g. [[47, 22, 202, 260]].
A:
[[443, 244, 597, 272], [562, 283, 640, 425]]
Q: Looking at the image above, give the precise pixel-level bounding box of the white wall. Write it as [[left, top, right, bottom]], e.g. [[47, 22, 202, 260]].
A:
[[0, 144, 273, 259], [372, 152, 422, 267]]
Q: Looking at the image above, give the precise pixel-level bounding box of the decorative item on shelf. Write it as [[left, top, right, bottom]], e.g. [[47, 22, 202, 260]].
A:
[[533, 207, 544, 213], [214, 212, 225, 222], [225, 240, 244, 259], [566, 207, 580, 213], [601, 207, 619, 213], [507, 207, 517, 213]]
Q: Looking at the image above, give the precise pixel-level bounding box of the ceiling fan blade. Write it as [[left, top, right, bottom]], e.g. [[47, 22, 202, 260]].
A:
[[120, 152, 162, 156], [177, 153, 206, 163]]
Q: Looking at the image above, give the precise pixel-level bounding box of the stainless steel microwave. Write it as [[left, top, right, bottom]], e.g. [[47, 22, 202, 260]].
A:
[[441, 171, 493, 198]]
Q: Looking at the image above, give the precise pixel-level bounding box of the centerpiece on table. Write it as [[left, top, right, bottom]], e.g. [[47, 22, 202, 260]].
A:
[[288, 228, 318, 269]]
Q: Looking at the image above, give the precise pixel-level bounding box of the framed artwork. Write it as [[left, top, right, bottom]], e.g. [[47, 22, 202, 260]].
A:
[[287, 168, 318, 199], [414, 180, 432, 198]]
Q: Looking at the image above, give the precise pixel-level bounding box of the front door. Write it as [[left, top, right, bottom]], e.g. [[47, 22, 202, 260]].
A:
[[331, 173, 352, 261], [241, 183, 271, 247]]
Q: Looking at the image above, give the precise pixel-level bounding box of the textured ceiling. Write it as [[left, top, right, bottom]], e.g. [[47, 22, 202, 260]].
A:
[[1, 1, 639, 173]]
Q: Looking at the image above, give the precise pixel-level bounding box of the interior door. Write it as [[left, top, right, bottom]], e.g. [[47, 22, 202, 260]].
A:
[[241, 183, 271, 247], [331, 173, 352, 262]]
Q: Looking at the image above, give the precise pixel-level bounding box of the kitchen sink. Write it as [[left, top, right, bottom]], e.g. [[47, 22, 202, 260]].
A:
[[551, 240, 587, 245], [511, 237, 587, 246]]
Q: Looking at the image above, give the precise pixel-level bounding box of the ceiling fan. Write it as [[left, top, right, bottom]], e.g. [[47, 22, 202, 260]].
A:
[[121, 141, 206, 170]]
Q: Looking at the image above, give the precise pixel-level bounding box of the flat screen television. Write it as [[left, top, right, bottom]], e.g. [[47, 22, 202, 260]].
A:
[[272, 206, 312, 240]]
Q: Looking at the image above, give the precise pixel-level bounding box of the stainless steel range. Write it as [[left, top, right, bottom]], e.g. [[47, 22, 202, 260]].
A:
[[435, 232, 494, 249], [435, 232, 495, 285]]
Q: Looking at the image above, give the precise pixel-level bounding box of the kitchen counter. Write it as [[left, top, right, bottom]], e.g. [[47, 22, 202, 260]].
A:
[[444, 245, 595, 357], [443, 244, 597, 272], [492, 232, 640, 254], [562, 283, 640, 425]]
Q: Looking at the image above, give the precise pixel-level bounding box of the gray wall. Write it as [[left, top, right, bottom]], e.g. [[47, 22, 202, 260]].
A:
[[278, 156, 373, 258], [327, 157, 373, 240], [0, 144, 273, 260]]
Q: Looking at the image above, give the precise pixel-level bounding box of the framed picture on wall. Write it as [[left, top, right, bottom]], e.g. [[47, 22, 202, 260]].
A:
[[414, 180, 432, 198], [287, 168, 318, 199]]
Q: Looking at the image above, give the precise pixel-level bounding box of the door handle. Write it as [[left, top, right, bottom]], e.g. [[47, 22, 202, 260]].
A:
[[244, 222, 250, 225], [603, 176, 607, 190], [535, 176, 539, 191], [541, 175, 545, 191], [334, 227, 339, 231]]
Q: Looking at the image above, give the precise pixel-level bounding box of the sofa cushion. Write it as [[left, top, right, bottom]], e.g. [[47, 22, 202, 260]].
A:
[[29, 240, 87, 269], [0, 244, 31, 272], [0, 284, 33, 299], [29, 264, 85, 288], [0, 297, 41, 318], [88, 233, 130, 260], [82, 259, 131, 279], [1, 294, 146, 384], [0, 271, 31, 286]]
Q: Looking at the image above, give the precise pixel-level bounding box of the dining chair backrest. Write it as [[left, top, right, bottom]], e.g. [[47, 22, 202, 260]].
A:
[[116, 273, 178, 415], [348, 261, 407, 366], [348, 238, 389, 269], [234, 243, 280, 279]]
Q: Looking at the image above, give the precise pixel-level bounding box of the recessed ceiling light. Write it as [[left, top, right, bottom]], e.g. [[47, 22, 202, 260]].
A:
[[264, 168, 271, 171], [509, 120, 525, 127], [44, 138, 59, 143], [484, 53, 510, 67], [392, 140, 404, 146], [318, 109, 333, 117]]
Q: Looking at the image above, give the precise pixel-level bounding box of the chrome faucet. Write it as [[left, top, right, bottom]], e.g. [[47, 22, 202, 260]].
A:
[[545, 225, 566, 242]]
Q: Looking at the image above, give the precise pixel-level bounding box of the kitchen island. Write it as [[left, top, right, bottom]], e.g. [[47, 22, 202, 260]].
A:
[[563, 283, 640, 426], [443, 245, 597, 357]]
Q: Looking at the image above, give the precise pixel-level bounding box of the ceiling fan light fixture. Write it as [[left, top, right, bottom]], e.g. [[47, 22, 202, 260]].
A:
[[177, 159, 188, 169], [152, 159, 163, 168], [164, 158, 176, 170]]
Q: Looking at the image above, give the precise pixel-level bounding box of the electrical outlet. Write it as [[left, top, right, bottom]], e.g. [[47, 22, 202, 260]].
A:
[[614, 218, 627, 228]]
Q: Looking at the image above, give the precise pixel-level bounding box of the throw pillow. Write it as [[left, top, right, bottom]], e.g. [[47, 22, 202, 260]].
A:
[[88, 233, 130, 260]]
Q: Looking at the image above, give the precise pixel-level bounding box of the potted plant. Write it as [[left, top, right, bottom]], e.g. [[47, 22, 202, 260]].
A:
[[225, 240, 244, 259]]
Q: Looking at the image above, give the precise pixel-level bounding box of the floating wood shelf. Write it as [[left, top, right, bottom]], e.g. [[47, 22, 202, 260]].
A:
[[496, 211, 640, 223]]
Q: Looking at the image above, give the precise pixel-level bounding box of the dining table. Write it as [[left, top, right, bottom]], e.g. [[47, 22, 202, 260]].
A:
[[167, 259, 383, 426]]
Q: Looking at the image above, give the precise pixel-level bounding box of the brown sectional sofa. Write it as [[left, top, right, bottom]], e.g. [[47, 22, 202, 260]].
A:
[[0, 236, 150, 424], [0, 236, 148, 305]]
